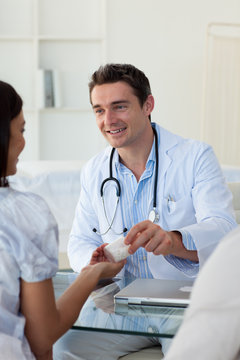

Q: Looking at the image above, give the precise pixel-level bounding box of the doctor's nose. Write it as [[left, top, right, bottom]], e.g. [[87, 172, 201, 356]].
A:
[[104, 109, 117, 126]]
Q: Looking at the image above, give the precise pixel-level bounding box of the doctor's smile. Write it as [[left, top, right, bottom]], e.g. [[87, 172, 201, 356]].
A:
[[107, 127, 127, 135]]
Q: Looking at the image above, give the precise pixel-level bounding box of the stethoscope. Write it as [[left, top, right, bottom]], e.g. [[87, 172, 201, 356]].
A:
[[92, 126, 160, 235]]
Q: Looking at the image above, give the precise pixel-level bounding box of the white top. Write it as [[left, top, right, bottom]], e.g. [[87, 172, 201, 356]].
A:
[[0, 187, 58, 360], [165, 226, 240, 360]]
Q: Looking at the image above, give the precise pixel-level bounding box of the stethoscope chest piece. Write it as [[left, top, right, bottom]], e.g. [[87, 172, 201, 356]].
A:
[[148, 208, 160, 223]]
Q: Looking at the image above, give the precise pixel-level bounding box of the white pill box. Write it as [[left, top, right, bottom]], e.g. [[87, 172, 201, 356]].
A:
[[104, 236, 130, 262]]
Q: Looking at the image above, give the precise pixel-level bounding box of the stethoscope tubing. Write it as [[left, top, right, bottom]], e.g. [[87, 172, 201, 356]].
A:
[[93, 126, 159, 235], [152, 126, 158, 209]]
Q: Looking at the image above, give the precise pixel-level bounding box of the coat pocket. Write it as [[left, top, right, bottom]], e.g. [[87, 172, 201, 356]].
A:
[[163, 194, 196, 229]]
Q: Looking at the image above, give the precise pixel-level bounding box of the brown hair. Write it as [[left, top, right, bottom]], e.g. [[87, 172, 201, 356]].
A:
[[89, 63, 152, 108]]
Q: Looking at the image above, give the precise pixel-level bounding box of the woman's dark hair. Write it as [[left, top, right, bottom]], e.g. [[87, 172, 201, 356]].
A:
[[89, 63, 152, 108], [0, 81, 23, 187]]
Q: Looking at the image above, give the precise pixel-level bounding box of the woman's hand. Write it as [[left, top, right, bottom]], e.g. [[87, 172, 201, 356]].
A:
[[94, 260, 125, 279], [89, 243, 109, 264], [84, 244, 126, 279], [83, 259, 125, 280], [87, 243, 126, 281]]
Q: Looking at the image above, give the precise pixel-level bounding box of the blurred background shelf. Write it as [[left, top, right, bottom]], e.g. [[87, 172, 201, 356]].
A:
[[0, 0, 107, 161]]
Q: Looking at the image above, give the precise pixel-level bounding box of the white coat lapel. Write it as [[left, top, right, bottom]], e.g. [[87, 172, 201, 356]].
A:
[[157, 126, 181, 183], [154, 126, 181, 229]]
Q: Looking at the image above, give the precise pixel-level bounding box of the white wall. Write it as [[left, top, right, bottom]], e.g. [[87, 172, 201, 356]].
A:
[[105, 0, 240, 143], [1, 0, 240, 163]]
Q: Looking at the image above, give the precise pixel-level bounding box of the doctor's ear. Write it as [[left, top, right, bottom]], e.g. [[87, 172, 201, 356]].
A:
[[143, 95, 154, 117]]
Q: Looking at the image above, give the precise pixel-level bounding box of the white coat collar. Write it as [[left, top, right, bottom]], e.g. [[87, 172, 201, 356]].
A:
[[102, 123, 183, 178]]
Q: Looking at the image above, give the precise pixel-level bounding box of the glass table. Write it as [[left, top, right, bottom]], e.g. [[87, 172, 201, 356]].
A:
[[53, 272, 186, 339]]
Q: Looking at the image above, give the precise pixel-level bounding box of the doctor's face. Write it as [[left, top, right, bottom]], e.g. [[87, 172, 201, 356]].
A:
[[91, 81, 154, 150]]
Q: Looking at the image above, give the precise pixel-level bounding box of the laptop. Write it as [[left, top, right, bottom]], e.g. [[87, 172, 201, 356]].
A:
[[114, 278, 194, 308]]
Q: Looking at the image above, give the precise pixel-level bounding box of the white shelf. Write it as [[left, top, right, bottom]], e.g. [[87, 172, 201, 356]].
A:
[[0, 36, 35, 41], [37, 36, 103, 42], [0, 0, 106, 161], [38, 0, 103, 38]]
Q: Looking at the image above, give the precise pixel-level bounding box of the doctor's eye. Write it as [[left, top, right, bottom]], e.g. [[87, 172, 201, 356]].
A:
[[113, 104, 127, 111], [94, 108, 104, 115]]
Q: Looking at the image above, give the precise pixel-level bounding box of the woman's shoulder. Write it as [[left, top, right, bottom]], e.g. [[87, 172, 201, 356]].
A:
[[0, 188, 58, 282], [1, 188, 56, 225], [0, 187, 58, 254]]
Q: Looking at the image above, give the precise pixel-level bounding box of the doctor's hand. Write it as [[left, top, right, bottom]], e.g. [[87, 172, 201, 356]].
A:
[[124, 220, 189, 259]]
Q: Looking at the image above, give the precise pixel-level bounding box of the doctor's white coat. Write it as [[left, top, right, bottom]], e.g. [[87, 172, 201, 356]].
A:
[[68, 124, 237, 280]]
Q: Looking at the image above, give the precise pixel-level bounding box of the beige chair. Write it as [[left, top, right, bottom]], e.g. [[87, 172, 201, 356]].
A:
[[228, 182, 240, 224], [59, 251, 70, 270]]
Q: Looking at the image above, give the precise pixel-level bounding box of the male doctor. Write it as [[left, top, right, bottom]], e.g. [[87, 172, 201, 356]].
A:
[[54, 63, 236, 359]]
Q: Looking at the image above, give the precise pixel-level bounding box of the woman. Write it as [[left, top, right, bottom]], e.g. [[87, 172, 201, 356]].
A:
[[0, 80, 124, 360]]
